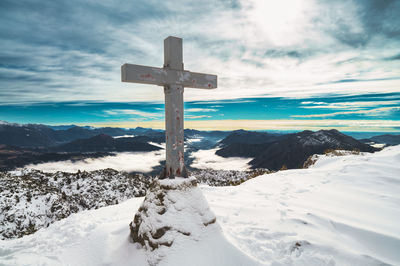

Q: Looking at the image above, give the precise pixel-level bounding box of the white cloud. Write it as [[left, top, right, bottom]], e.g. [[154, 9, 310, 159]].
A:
[[186, 108, 218, 112], [185, 115, 212, 119], [291, 106, 400, 118], [300, 101, 400, 110], [90, 118, 400, 132], [191, 100, 256, 105], [24, 144, 252, 173], [239, 0, 310, 46], [24, 151, 165, 173], [104, 109, 163, 118], [2, 0, 400, 104], [301, 101, 327, 105], [190, 148, 252, 171]]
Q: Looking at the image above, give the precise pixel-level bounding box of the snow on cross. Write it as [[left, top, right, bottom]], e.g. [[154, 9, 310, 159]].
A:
[[121, 36, 217, 178]]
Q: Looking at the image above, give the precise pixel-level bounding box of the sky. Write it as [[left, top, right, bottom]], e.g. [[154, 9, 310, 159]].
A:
[[0, 0, 399, 131], [1, 93, 399, 132]]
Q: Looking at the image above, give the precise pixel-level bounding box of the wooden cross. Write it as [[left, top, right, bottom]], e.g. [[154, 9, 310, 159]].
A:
[[121, 36, 217, 178]]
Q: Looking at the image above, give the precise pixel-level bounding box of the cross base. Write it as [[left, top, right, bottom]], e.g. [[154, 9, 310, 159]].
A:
[[159, 165, 188, 179], [129, 177, 217, 265]]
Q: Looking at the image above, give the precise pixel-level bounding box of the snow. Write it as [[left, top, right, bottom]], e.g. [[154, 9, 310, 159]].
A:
[[0, 121, 20, 126], [0, 188, 256, 266], [130, 177, 256, 265], [158, 176, 195, 187], [190, 147, 252, 171], [0, 169, 149, 239], [1, 146, 400, 265], [299, 131, 341, 147], [186, 137, 202, 143], [148, 142, 165, 149], [204, 145, 400, 265], [371, 143, 386, 148], [113, 134, 136, 138], [23, 150, 165, 173]]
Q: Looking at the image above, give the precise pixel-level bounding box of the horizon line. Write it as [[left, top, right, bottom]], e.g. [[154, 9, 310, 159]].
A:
[[72, 119, 400, 132]]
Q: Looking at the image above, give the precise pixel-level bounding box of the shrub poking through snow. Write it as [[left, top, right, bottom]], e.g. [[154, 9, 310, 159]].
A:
[[0, 168, 150, 239], [192, 168, 271, 186]]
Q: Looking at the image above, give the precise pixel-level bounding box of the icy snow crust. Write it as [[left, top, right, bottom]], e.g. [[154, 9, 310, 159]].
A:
[[1, 146, 400, 265]]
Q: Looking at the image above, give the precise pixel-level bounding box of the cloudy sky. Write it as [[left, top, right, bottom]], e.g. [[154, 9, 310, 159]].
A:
[[0, 0, 399, 131]]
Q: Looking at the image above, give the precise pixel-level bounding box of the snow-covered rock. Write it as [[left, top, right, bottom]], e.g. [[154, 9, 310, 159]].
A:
[[130, 177, 233, 265]]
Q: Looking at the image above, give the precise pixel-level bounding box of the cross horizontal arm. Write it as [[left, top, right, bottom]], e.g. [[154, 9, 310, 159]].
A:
[[121, 63, 217, 89]]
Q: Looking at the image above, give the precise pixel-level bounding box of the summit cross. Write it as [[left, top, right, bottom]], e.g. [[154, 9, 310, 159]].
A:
[[121, 36, 217, 179]]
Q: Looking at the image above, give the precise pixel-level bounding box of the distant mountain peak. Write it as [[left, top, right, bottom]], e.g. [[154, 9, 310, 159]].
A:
[[217, 129, 379, 171], [0, 120, 21, 126]]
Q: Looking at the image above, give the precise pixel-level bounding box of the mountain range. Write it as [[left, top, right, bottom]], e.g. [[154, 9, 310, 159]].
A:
[[360, 134, 400, 146], [0, 121, 398, 172], [0, 121, 163, 148], [216, 129, 380, 171], [51, 134, 161, 153]]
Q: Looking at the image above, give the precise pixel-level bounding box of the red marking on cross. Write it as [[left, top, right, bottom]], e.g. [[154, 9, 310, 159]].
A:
[[176, 115, 180, 128], [140, 73, 155, 80], [178, 151, 184, 163]]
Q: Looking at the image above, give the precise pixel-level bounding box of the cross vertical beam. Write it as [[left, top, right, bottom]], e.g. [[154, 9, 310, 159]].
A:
[[162, 37, 187, 178], [121, 36, 217, 179]]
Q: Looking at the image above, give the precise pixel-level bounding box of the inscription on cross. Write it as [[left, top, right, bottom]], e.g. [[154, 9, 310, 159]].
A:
[[121, 36, 217, 179]]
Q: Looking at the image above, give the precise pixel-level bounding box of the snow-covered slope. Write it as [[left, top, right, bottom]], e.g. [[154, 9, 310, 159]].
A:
[[1, 146, 399, 265], [205, 145, 400, 265]]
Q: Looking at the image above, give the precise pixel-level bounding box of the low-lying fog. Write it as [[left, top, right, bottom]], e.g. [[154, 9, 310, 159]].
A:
[[24, 138, 252, 173]]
